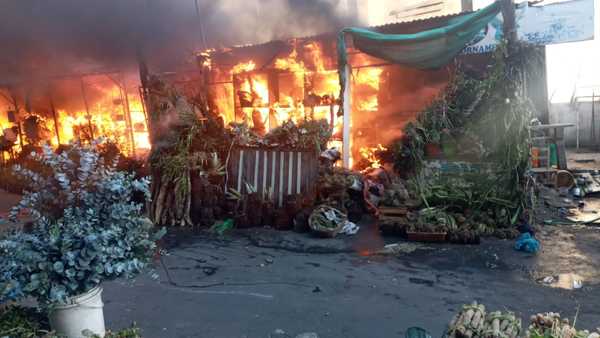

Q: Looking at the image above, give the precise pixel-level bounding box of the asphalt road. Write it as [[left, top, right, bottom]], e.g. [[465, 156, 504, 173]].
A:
[[2, 189, 599, 338], [103, 225, 600, 338]]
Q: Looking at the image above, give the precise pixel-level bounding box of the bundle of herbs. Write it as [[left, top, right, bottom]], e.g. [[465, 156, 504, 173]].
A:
[[262, 119, 331, 152], [147, 76, 229, 227], [390, 42, 538, 238]]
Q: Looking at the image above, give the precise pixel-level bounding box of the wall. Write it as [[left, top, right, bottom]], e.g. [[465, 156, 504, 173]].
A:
[[549, 102, 600, 148], [357, 0, 473, 26]]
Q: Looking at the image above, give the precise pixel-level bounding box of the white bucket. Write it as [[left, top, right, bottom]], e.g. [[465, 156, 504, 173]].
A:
[[49, 286, 106, 338]]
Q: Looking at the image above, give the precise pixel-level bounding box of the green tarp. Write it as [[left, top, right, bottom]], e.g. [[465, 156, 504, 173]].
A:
[[337, 1, 502, 97]]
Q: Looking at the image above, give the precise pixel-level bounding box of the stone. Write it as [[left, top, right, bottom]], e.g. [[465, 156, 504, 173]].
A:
[[270, 328, 289, 338], [295, 333, 319, 338]]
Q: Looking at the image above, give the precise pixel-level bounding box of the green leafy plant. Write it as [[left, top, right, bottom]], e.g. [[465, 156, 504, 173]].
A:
[[0, 305, 53, 338], [396, 41, 538, 232], [0, 141, 165, 305], [0, 306, 143, 338], [408, 207, 457, 233], [83, 323, 142, 338]]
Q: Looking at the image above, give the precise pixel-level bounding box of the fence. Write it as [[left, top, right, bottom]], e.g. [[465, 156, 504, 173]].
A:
[[226, 146, 319, 207]]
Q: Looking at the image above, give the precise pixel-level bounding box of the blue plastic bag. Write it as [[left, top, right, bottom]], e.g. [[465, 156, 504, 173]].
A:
[[514, 232, 540, 253]]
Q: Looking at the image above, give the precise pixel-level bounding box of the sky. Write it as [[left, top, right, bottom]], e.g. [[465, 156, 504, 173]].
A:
[[473, 0, 600, 103]]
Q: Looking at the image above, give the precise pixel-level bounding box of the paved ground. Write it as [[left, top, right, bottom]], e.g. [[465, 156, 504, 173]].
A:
[[2, 189, 600, 338], [103, 225, 600, 338]]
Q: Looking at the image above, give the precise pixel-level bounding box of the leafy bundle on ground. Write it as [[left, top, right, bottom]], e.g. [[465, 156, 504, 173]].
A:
[[389, 42, 540, 236], [146, 76, 229, 226], [447, 303, 599, 338], [0, 305, 143, 338]]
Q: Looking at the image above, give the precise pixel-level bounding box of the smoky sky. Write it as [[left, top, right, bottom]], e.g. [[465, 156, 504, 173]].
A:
[[0, 0, 357, 84]]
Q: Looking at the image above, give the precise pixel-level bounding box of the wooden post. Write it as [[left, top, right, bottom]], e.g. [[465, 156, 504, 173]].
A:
[[47, 88, 62, 145], [342, 64, 352, 168], [592, 92, 596, 147], [120, 73, 136, 155], [138, 86, 149, 129], [79, 78, 94, 140], [7, 89, 24, 150], [501, 0, 517, 50]]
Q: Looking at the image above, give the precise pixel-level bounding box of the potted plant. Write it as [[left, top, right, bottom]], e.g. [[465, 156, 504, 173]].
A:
[[0, 141, 164, 338]]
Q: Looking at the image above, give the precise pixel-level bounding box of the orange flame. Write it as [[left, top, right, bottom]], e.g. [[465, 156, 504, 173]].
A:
[[231, 61, 256, 75], [359, 144, 387, 170], [0, 82, 150, 159], [207, 42, 385, 168]]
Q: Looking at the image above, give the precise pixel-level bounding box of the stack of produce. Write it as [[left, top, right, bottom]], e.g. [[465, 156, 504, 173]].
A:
[[317, 167, 357, 212], [447, 302, 487, 338], [447, 303, 600, 338], [407, 207, 458, 234], [484, 311, 522, 338], [525, 313, 599, 338], [381, 178, 411, 207]]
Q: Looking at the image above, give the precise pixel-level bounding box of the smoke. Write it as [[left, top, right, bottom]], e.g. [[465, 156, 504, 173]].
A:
[[0, 0, 358, 84]]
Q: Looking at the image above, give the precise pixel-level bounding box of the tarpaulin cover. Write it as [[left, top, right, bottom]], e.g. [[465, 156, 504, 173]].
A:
[[337, 1, 502, 97]]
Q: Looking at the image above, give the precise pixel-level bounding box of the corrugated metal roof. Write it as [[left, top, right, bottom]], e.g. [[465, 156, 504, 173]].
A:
[[209, 9, 474, 55]]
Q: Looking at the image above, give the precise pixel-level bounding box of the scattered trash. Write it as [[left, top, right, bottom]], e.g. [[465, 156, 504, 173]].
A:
[[320, 147, 340, 162], [375, 242, 422, 255], [264, 258, 274, 265], [537, 273, 584, 290], [340, 220, 359, 235], [514, 232, 540, 253], [210, 219, 234, 235], [541, 276, 555, 284]]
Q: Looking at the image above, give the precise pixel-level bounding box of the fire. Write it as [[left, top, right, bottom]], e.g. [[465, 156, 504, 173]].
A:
[[359, 144, 387, 170], [355, 67, 383, 90], [304, 42, 326, 73], [353, 67, 383, 112], [219, 41, 343, 133], [274, 51, 304, 74], [207, 41, 386, 169], [0, 79, 150, 161], [231, 61, 256, 74]]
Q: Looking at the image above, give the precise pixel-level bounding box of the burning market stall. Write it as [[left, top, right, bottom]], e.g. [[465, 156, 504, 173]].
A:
[[334, 1, 546, 243], [144, 1, 547, 244], [0, 72, 154, 193], [0, 72, 151, 160], [200, 19, 466, 171]]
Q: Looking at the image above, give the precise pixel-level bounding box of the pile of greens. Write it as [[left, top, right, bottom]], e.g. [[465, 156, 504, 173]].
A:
[[390, 42, 540, 232], [0, 305, 143, 338]]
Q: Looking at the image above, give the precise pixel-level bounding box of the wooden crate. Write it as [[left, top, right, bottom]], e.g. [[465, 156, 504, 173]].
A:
[[379, 206, 408, 216], [378, 207, 409, 235], [406, 231, 447, 243]]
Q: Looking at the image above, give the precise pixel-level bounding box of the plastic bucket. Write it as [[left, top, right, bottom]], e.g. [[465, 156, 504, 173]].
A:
[[49, 286, 106, 338]]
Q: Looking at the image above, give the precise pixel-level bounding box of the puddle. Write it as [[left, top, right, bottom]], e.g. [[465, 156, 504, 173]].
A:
[[537, 273, 584, 290]]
